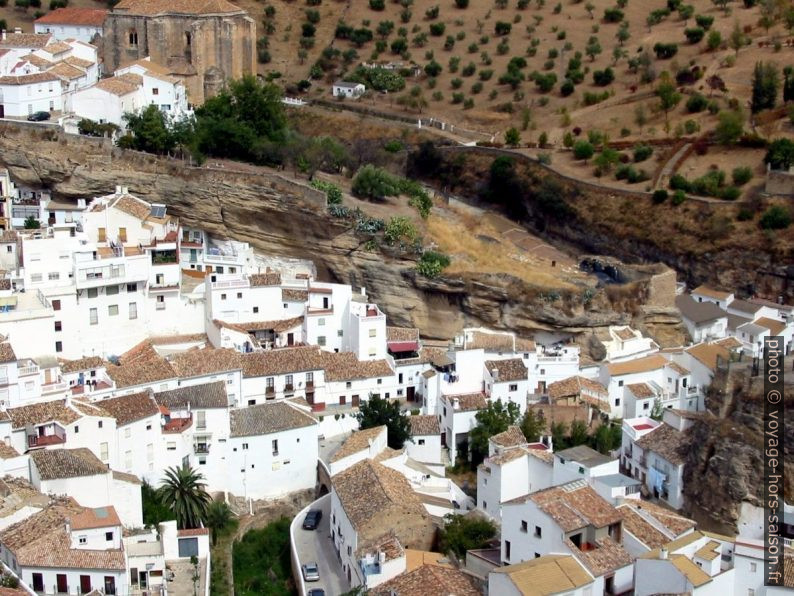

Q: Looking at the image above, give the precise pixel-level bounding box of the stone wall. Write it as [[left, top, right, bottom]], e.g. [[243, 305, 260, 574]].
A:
[[645, 266, 677, 309], [103, 10, 256, 105], [765, 166, 794, 196]]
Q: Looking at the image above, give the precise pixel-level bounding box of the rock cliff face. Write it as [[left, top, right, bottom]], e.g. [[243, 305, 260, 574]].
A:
[[0, 124, 678, 341], [682, 358, 794, 534]]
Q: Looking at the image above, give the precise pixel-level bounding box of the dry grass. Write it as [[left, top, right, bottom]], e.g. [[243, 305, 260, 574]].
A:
[[426, 205, 585, 290]]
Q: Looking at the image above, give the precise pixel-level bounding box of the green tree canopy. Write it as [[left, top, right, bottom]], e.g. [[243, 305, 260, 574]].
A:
[[469, 399, 520, 465], [205, 500, 237, 546], [158, 465, 211, 530], [765, 138, 794, 170], [119, 105, 179, 155], [520, 409, 545, 442], [439, 513, 497, 557], [356, 393, 411, 449]]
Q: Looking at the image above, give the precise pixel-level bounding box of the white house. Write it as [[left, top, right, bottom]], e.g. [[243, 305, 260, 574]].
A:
[[602, 326, 659, 362], [34, 8, 107, 43], [691, 285, 734, 309], [114, 58, 191, 119], [477, 427, 553, 521], [629, 420, 689, 510], [0, 71, 64, 118], [29, 447, 143, 528], [484, 358, 529, 415], [227, 401, 318, 500], [406, 415, 442, 468], [675, 294, 728, 343], [439, 392, 487, 464], [634, 531, 736, 596], [0, 499, 128, 595], [328, 425, 388, 476], [501, 480, 634, 595], [616, 498, 696, 558], [489, 554, 596, 596], [70, 73, 142, 128], [330, 458, 435, 588], [332, 81, 365, 98]]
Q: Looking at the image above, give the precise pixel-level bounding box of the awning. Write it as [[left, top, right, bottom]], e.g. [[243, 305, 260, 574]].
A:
[[387, 341, 419, 353]]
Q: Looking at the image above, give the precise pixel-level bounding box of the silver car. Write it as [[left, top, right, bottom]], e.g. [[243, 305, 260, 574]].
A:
[[302, 562, 320, 582]]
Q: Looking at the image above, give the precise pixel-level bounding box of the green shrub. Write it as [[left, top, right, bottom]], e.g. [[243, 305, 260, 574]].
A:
[[686, 93, 708, 113], [369, 0, 385, 9], [417, 251, 451, 277], [653, 42, 678, 59], [759, 206, 792, 230], [736, 208, 753, 221], [573, 140, 595, 160], [732, 166, 753, 186], [671, 189, 686, 205], [603, 7, 624, 22], [669, 174, 690, 192], [430, 22, 445, 36], [684, 27, 704, 44], [652, 189, 668, 203], [633, 144, 653, 162], [352, 165, 400, 199], [719, 186, 741, 201], [695, 14, 713, 29]]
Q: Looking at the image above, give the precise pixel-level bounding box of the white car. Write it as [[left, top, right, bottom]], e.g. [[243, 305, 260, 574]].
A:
[[302, 562, 320, 582]]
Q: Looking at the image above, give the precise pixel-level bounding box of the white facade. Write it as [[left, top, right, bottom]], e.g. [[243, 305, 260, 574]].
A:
[[0, 72, 64, 118], [332, 82, 365, 98]]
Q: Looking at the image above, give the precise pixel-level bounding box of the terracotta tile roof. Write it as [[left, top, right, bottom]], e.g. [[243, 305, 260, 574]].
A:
[[783, 548, 794, 588], [515, 337, 536, 352], [357, 531, 404, 560], [0, 279, 9, 291], [154, 381, 229, 410], [410, 415, 440, 436], [0, 71, 62, 84], [0, 33, 52, 49], [330, 426, 386, 462], [694, 539, 721, 561], [48, 61, 86, 80], [0, 343, 16, 364], [168, 348, 242, 378], [548, 376, 607, 400], [214, 315, 303, 335], [249, 272, 281, 287], [6, 399, 80, 429], [727, 298, 764, 315], [177, 527, 209, 536], [666, 361, 690, 375], [528, 481, 622, 532], [112, 470, 141, 484], [95, 76, 139, 96], [60, 356, 104, 374], [229, 401, 316, 437], [332, 459, 428, 532], [607, 354, 668, 376], [619, 499, 696, 537], [618, 504, 672, 549], [387, 326, 420, 342], [614, 327, 636, 341], [70, 506, 121, 530], [281, 288, 308, 302], [626, 382, 656, 399], [755, 316, 786, 337], [490, 554, 592, 596], [419, 347, 453, 367], [109, 193, 149, 219], [35, 7, 108, 26], [567, 534, 632, 576], [43, 40, 72, 54], [445, 393, 488, 412], [99, 392, 159, 425], [64, 56, 94, 68], [113, 0, 245, 16], [556, 445, 612, 468], [465, 330, 516, 352], [322, 352, 393, 382], [487, 446, 530, 466], [685, 343, 731, 372], [118, 58, 179, 83], [241, 346, 325, 377], [491, 425, 527, 447], [715, 336, 743, 350], [0, 499, 125, 570], [0, 231, 17, 243], [71, 399, 111, 418], [670, 553, 712, 586], [149, 333, 208, 346], [106, 342, 176, 388], [0, 443, 20, 459], [485, 358, 527, 382], [635, 423, 689, 466], [370, 564, 480, 596], [692, 285, 732, 300], [31, 448, 108, 480], [19, 53, 51, 68]]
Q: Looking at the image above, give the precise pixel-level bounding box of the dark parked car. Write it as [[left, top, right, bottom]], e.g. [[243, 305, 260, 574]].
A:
[[27, 111, 50, 122], [307, 590, 325, 596], [302, 509, 322, 530]]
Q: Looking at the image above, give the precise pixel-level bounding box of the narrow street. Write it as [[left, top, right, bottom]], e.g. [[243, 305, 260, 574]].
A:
[[293, 494, 349, 596]]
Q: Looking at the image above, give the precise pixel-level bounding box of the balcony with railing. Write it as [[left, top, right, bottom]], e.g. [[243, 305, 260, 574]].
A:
[[210, 276, 249, 290], [194, 441, 210, 454], [17, 359, 38, 377]]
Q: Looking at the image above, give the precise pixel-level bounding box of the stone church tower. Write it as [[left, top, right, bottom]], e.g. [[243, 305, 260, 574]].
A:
[[103, 0, 256, 105]]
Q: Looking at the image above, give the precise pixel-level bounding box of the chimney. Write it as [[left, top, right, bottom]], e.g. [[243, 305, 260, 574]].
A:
[[492, 368, 499, 381], [115, 185, 122, 195], [453, 398, 460, 410], [660, 547, 668, 560], [360, 287, 366, 296], [1, 31, 6, 41]]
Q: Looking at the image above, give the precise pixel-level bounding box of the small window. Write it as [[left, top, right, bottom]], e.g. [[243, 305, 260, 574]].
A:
[[418, 439, 425, 445], [272, 439, 278, 455], [108, 305, 119, 316], [618, 380, 624, 387], [127, 283, 137, 292], [152, 87, 159, 95], [167, 442, 176, 451], [242, 443, 249, 450], [54, 321, 62, 332], [74, 425, 79, 433], [79, 536, 87, 545], [221, 294, 227, 301], [318, 336, 326, 346], [253, 306, 259, 313], [237, 292, 242, 299], [98, 421, 103, 428], [615, 398, 621, 406], [318, 318, 325, 326], [52, 299, 61, 311], [534, 525, 542, 538], [509, 383, 518, 391], [369, 328, 376, 337], [377, 379, 382, 385], [87, 288, 98, 298], [105, 531, 113, 541], [338, 329, 344, 337], [521, 520, 528, 533], [55, 341, 62, 353], [106, 285, 119, 296]]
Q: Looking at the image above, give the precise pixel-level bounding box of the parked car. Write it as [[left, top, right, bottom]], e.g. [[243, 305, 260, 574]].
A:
[[307, 590, 325, 596], [302, 509, 322, 530], [302, 563, 320, 582], [27, 111, 50, 122]]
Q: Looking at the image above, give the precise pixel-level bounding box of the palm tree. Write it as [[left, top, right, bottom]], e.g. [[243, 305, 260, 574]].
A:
[[205, 500, 235, 546], [158, 465, 211, 530]]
